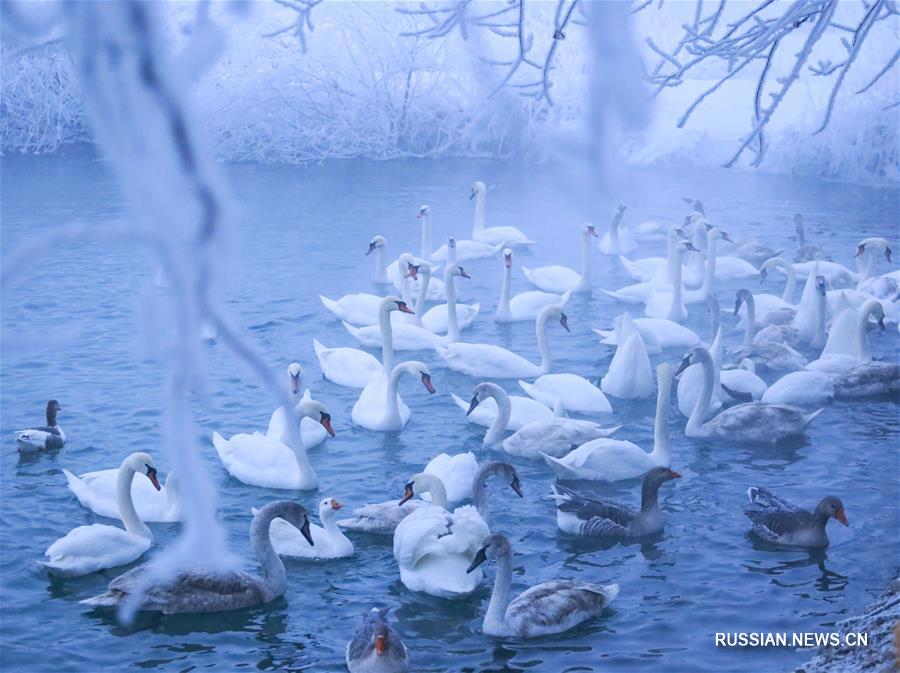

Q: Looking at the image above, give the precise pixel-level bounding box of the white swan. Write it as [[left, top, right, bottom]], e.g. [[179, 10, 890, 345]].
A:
[[467, 382, 619, 458], [522, 223, 597, 294], [436, 304, 568, 378], [465, 533, 618, 637], [543, 363, 673, 481], [643, 240, 698, 321], [600, 312, 654, 399], [518, 373, 612, 414], [352, 361, 435, 431], [594, 318, 700, 352], [598, 204, 636, 254], [412, 259, 479, 335], [313, 296, 414, 388], [266, 362, 329, 450], [731, 290, 807, 372], [677, 326, 724, 418], [615, 227, 684, 285], [450, 391, 553, 430], [806, 298, 886, 374], [82, 501, 314, 613], [64, 466, 179, 523], [793, 214, 830, 262], [469, 180, 533, 246], [720, 358, 768, 403], [15, 400, 65, 452], [677, 347, 822, 443], [425, 210, 503, 262], [213, 398, 335, 490], [682, 227, 728, 304], [495, 248, 568, 322], [319, 292, 386, 326], [787, 259, 857, 287], [393, 473, 491, 598], [367, 235, 390, 284], [260, 497, 353, 559], [762, 371, 834, 406], [39, 452, 160, 577]]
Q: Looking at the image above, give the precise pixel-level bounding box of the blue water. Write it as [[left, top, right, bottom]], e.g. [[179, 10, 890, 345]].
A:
[[1, 150, 898, 673]]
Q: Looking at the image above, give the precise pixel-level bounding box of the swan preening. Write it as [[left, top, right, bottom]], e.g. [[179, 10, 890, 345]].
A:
[[16, 400, 65, 452]]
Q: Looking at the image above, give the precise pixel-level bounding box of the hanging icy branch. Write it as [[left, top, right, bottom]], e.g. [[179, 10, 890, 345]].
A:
[[262, 0, 322, 53]]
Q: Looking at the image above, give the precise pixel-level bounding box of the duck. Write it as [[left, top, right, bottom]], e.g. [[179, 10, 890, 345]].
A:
[[313, 296, 415, 389], [518, 373, 612, 414], [436, 304, 568, 378], [676, 346, 822, 443], [793, 214, 830, 262], [39, 452, 161, 577], [833, 361, 900, 397], [466, 533, 619, 637], [495, 248, 569, 322], [351, 361, 435, 431], [259, 496, 352, 559], [450, 388, 553, 431], [467, 382, 619, 458], [598, 204, 636, 254], [522, 223, 597, 294], [469, 180, 533, 246], [266, 362, 329, 450], [550, 466, 681, 538], [64, 466, 180, 523], [761, 371, 834, 406], [744, 487, 847, 548], [212, 398, 335, 490], [367, 235, 391, 284], [15, 400, 65, 452], [543, 363, 673, 481], [408, 257, 479, 334], [600, 312, 654, 399], [806, 298, 886, 374], [81, 501, 314, 613], [346, 608, 409, 673]]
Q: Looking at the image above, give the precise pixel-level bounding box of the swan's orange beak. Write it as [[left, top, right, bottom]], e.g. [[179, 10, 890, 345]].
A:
[[399, 483, 414, 506], [421, 372, 435, 394], [290, 374, 300, 394], [147, 469, 161, 491], [320, 413, 335, 437], [374, 634, 386, 655], [835, 508, 848, 526], [405, 264, 419, 279], [331, 500, 343, 510], [504, 253, 512, 269], [397, 301, 415, 315]]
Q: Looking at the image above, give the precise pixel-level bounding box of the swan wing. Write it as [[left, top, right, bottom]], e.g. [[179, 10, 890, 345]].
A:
[[506, 581, 619, 637], [423, 452, 479, 504]]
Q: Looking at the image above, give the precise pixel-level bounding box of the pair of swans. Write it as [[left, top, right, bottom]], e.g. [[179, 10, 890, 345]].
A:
[[495, 247, 569, 322], [469, 180, 533, 246], [522, 223, 597, 294], [352, 361, 435, 431], [83, 500, 314, 613], [40, 452, 162, 576], [418, 205, 503, 262], [600, 312, 654, 399], [807, 298, 886, 374], [403, 255, 479, 334], [15, 399, 65, 452], [731, 289, 808, 372], [258, 496, 353, 559], [393, 462, 522, 598], [466, 382, 619, 458], [266, 362, 331, 449], [544, 364, 673, 481], [452, 387, 555, 429]]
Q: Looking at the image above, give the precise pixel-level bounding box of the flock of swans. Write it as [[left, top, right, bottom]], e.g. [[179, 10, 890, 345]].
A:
[[15, 182, 898, 672]]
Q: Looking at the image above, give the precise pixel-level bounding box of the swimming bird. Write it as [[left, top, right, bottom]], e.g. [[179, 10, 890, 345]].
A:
[[744, 487, 847, 548], [346, 607, 410, 673], [469, 180, 533, 246], [16, 400, 65, 452], [259, 496, 352, 559], [495, 248, 569, 322], [522, 223, 597, 294]]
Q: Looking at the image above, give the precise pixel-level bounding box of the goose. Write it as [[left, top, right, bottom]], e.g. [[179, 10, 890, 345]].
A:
[[600, 312, 654, 399], [346, 608, 409, 673], [15, 400, 65, 452], [336, 453, 479, 534], [39, 452, 161, 577], [543, 363, 672, 481], [593, 318, 700, 352], [469, 180, 533, 246], [465, 533, 619, 637], [676, 346, 822, 443], [392, 473, 491, 597], [806, 298, 886, 374], [744, 487, 847, 548], [313, 296, 414, 389], [351, 361, 435, 431], [761, 371, 834, 406], [518, 373, 612, 414], [643, 240, 698, 321], [731, 290, 807, 372], [408, 258, 479, 334], [212, 398, 335, 490], [522, 223, 597, 294], [427, 215, 503, 263], [81, 500, 314, 613], [64, 466, 180, 523], [550, 466, 681, 538], [598, 204, 636, 254], [466, 382, 619, 458], [450, 390, 553, 431], [368, 235, 390, 284], [495, 248, 569, 322], [259, 496, 352, 559], [435, 304, 568, 378], [793, 214, 830, 262], [266, 363, 329, 450], [833, 361, 900, 397]]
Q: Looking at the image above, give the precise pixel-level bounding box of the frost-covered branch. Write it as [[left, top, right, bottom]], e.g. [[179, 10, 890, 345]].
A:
[[262, 0, 321, 53]]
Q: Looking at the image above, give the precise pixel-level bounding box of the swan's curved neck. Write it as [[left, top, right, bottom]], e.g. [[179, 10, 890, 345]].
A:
[[774, 259, 798, 302], [484, 547, 512, 634], [445, 270, 460, 343], [472, 464, 501, 518], [856, 301, 878, 360], [668, 249, 685, 320], [413, 273, 429, 325], [485, 385, 512, 446], [686, 350, 714, 436], [741, 294, 756, 344], [665, 232, 679, 285], [117, 462, 152, 539], [536, 313, 554, 374], [473, 191, 486, 233], [418, 474, 448, 509], [380, 306, 395, 373], [578, 230, 592, 291], [651, 373, 670, 462], [609, 209, 624, 248], [419, 214, 432, 259], [498, 262, 511, 316], [383, 364, 409, 428], [699, 233, 717, 299], [250, 504, 290, 600], [374, 247, 387, 283], [812, 289, 827, 349]]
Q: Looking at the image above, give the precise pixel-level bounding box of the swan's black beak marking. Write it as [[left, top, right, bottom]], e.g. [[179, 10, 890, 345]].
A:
[[399, 482, 415, 506], [560, 313, 570, 332], [468, 189, 475, 200], [674, 356, 691, 377], [366, 242, 377, 256], [759, 268, 768, 284], [854, 243, 865, 258], [459, 266, 471, 279], [466, 545, 488, 574], [421, 372, 435, 394], [511, 476, 523, 498], [885, 247, 892, 263], [146, 465, 161, 491], [300, 516, 314, 546], [466, 394, 480, 416]]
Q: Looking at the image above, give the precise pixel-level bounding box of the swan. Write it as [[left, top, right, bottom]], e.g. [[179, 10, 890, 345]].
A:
[[419, 452, 480, 504], [346, 608, 409, 673], [855, 237, 896, 298], [518, 373, 612, 414], [731, 290, 807, 372], [599, 204, 636, 254], [426, 212, 503, 263], [389, 253, 445, 302], [719, 358, 768, 402], [467, 382, 619, 458], [543, 363, 672, 481], [833, 361, 900, 397], [806, 298, 886, 374], [613, 227, 685, 287], [550, 466, 681, 538], [715, 220, 782, 267], [600, 312, 654, 399], [787, 259, 857, 287], [761, 371, 834, 406], [351, 361, 435, 431], [260, 496, 352, 559], [39, 452, 161, 577], [469, 180, 533, 246], [409, 258, 479, 334], [450, 390, 553, 430], [319, 293, 387, 327], [266, 363, 329, 450], [82, 500, 314, 613], [213, 398, 335, 490], [760, 256, 799, 304], [313, 296, 414, 388], [392, 473, 491, 598], [64, 466, 180, 523], [682, 227, 730, 304], [643, 240, 698, 321], [465, 533, 618, 637], [793, 214, 830, 262], [522, 223, 597, 294], [707, 233, 760, 281], [593, 318, 700, 352], [744, 487, 847, 548], [15, 400, 65, 452], [676, 325, 723, 418], [676, 346, 822, 443], [495, 248, 568, 322], [435, 304, 568, 378], [368, 235, 390, 284]]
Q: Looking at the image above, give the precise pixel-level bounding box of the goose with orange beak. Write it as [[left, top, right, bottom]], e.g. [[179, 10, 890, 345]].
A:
[[346, 607, 409, 673], [745, 487, 848, 548], [257, 496, 353, 559]]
